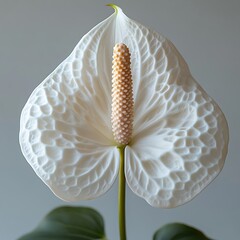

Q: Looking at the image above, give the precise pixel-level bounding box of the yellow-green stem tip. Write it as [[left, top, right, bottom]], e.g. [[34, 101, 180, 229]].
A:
[[106, 3, 119, 14]]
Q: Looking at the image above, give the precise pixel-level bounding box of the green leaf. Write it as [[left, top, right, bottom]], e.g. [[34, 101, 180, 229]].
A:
[[153, 223, 212, 240], [18, 206, 107, 240]]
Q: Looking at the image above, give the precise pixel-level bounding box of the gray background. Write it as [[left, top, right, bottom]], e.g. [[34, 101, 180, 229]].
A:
[[1, 0, 239, 239]]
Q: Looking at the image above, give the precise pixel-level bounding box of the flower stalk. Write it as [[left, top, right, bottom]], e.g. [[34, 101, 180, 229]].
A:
[[118, 145, 127, 240]]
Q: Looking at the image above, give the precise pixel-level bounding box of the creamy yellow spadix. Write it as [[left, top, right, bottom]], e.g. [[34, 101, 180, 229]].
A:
[[19, 6, 228, 208], [111, 43, 134, 146]]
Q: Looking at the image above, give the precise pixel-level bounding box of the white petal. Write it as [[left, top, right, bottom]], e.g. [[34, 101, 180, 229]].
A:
[[116, 9, 229, 207], [19, 12, 121, 201]]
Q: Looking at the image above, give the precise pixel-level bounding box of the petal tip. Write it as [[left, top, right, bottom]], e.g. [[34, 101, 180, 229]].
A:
[[106, 3, 121, 14]]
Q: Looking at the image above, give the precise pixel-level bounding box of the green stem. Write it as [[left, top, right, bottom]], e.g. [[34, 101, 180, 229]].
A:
[[118, 146, 127, 240]]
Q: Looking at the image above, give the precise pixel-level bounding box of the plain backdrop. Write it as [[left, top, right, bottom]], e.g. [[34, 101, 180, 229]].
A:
[[0, 0, 239, 239]]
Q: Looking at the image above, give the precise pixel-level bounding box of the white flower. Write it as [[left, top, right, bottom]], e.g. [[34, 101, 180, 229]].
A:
[[19, 6, 228, 208]]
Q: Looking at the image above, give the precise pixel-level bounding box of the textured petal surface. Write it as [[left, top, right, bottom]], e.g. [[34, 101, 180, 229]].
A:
[[20, 6, 229, 206], [115, 9, 229, 207], [19, 14, 121, 201]]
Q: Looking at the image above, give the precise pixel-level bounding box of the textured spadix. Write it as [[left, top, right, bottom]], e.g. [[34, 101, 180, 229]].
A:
[[111, 43, 133, 146], [19, 6, 228, 208]]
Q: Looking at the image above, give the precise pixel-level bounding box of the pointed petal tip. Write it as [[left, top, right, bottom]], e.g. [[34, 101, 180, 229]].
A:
[[106, 3, 121, 14]]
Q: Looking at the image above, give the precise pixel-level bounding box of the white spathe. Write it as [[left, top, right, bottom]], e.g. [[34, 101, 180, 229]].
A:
[[19, 6, 228, 208]]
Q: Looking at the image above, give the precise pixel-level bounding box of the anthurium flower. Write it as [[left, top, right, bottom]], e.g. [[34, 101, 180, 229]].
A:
[[19, 5, 228, 208]]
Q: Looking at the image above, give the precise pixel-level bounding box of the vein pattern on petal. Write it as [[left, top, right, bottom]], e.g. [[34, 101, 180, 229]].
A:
[[19, 7, 229, 206], [19, 13, 120, 201], [118, 10, 228, 208]]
